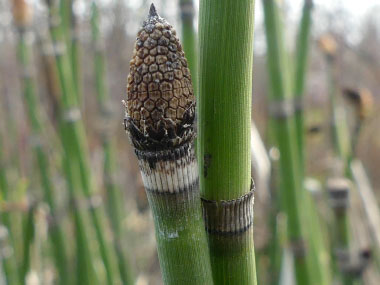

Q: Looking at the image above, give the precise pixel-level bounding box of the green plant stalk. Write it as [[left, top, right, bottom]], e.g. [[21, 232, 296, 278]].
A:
[[293, 2, 332, 284], [198, 0, 257, 283], [293, 0, 312, 168], [59, 0, 81, 102], [262, 0, 311, 283], [304, 190, 332, 285], [69, 0, 81, 100], [180, 0, 197, 94], [61, 151, 99, 285], [147, 185, 214, 284], [124, 6, 214, 283], [332, 209, 351, 285], [21, 204, 35, 283], [325, 58, 357, 285], [36, 33, 98, 283], [46, 2, 119, 284], [15, 26, 71, 284], [90, 2, 134, 284], [0, 137, 20, 285]]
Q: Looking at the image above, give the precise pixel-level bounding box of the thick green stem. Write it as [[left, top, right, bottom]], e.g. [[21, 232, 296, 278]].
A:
[[134, 146, 213, 284], [125, 6, 213, 283], [198, 0, 257, 283]]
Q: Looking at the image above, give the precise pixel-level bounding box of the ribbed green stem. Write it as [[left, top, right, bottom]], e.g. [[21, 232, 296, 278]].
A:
[[91, 2, 134, 284], [198, 0, 257, 283], [179, 0, 197, 94], [133, 146, 213, 284], [148, 189, 213, 284], [47, 2, 119, 284], [15, 26, 70, 284], [262, 0, 311, 284]]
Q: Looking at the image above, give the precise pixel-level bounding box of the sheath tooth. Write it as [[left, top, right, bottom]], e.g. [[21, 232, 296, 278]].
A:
[[182, 147, 190, 191], [171, 160, 179, 193], [158, 159, 169, 192], [176, 148, 185, 191], [165, 160, 174, 193]]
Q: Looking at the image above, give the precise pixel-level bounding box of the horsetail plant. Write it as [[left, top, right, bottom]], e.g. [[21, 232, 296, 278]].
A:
[[37, 25, 99, 285], [327, 178, 354, 284], [124, 5, 213, 284], [262, 0, 312, 283], [46, 1, 120, 283], [59, 0, 81, 101], [91, 1, 134, 284], [293, 0, 313, 168], [11, 1, 70, 283], [293, 1, 332, 284], [198, 0, 257, 283]]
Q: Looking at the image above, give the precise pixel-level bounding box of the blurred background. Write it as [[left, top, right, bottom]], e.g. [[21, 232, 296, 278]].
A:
[[0, 0, 379, 284]]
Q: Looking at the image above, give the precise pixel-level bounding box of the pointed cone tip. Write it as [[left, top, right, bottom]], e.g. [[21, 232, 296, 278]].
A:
[[149, 3, 158, 18]]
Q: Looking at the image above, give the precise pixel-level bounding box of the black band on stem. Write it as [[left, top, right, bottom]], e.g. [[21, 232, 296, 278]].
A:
[[201, 181, 255, 235]]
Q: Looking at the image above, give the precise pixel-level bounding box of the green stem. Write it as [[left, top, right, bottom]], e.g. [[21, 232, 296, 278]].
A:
[[21, 204, 35, 283], [91, 2, 134, 284], [198, 0, 257, 283], [0, 138, 20, 285], [325, 56, 356, 285], [294, 0, 312, 169], [262, 0, 312, 283], [293, 2, 332, 284], [179, 0, 197, 95], [15, 26, 70, 284], [124, 5, 213, 283], [46, 1, 119, 284]]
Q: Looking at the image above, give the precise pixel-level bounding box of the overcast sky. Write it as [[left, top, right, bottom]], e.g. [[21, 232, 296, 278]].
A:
[[255, 0, 379, 23]]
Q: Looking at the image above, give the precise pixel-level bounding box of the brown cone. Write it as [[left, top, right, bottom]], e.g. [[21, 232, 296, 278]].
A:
[[125, 4, 195, 151]]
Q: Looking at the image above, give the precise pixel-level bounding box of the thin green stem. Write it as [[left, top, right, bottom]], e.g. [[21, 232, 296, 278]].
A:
[[293, 2, 332, 284], [21, 205, 35, 284], [15, 26, 70, 284], [0, 137, 20, 285], [262, 0, 312, 283], [179, 0, 197, 95], [46, 1, 119, 284], [91, 2, 134, 284], [293, 0, 312, 169]]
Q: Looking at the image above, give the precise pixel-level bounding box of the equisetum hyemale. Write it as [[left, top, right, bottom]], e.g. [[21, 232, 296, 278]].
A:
[[124, 4, 213, 284]]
